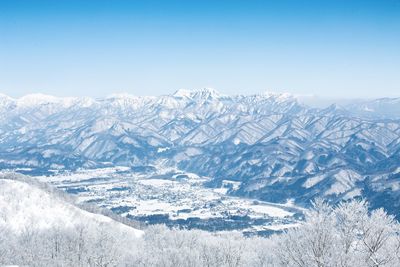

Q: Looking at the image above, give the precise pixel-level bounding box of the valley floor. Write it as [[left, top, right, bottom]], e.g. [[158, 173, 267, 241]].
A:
[[29, 166, 302, 235]]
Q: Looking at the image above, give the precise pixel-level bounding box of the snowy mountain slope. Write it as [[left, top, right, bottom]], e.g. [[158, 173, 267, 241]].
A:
[[0, 89, 399, 217], [0, 174, 143, 237]]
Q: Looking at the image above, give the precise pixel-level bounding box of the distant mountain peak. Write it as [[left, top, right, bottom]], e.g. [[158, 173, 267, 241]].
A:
[[17, 93, 63, 107], [261, 91, 295, 100], [0, 93, 14, 104], [172, 88, 222, 99], [0, 93, 14, 100], [172, 89, 193, 98], [106, 93, 138, 99]]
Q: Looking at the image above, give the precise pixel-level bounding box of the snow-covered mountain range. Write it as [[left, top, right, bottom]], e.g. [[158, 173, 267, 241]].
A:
[[1, 89, 399, 217]]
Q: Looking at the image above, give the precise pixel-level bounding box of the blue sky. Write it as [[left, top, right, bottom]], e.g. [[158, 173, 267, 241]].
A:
[[0, 0, 399, 98]]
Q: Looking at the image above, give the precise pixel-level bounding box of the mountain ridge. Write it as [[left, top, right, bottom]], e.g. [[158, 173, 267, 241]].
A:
[[0, 89, 399, 217]]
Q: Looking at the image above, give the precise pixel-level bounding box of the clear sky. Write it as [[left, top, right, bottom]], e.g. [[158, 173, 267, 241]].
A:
[[0, 0, 399, 98]]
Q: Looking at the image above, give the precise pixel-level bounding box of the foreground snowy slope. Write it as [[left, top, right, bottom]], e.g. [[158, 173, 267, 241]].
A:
[[0, 89, 399, 217], [0, 174, 143, 237]]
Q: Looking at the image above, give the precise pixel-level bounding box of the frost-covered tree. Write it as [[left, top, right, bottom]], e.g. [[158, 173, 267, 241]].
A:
[[1, 198, 399, 267], [274, 199, 400, 267]]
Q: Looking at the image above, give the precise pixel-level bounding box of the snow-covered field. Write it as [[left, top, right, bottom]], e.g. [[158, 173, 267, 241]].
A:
[[34, 167, 302, 234]]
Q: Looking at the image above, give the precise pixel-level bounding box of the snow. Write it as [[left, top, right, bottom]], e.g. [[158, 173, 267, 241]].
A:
[[222, 180, 241, 190], [42, 149, 60, 158], [35, 166, 131, 182], [172, 88, 222, 99], [249, 204, 293, 218], [16, 93, 77, 108], [172, 89, 193, 98], [106, 93, 138, 99], [139, 179, 177, 186], [325, 170, 362, 196], [91, 118, 116, 133], [343, 188, 362, 199], [32, 167, 301, 232], [17, 93, 60, 106], [260, 222, 300, 231], [303, 174, 325, 188], [213, 187, 229, 194], [1, 89, 399, 223], [262, 91, 294, 102], [0, 178, 143, 237]]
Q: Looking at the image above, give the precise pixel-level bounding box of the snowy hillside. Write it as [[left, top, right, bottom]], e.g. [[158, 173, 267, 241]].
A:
[[0, 174, 143, 237], [0, 89, 400, 217]]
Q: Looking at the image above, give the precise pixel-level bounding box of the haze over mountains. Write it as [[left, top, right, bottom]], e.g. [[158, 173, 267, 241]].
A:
[[1, 89, 399, 217]]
